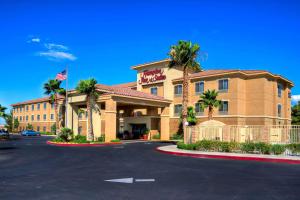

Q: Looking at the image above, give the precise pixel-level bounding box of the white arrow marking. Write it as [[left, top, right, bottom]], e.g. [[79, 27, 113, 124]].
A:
[[135, 179, 155, 182], [105, 178, 133, 184]]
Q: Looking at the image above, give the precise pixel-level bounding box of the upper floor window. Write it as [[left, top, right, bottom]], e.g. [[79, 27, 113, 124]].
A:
[[20, 116, 22, 121], [174, 104, 182, 116], [278, 104, 282, 117], [150, 87, 158, 96], [43, 126, 46, 132], [20, 107, 22, 112], [278, 83, 283, 98], [43, 114, 47, 120], [195, 82, 204, 95], [31, 104, 34, 111], [44, 102, 47, 110], [219, 101, 229, 114], [79, 112, 83, 119], [195, 103, 204, 115], [31, 115, 34, 121], [50, 114, 54, 120], [37, 115, 40, 121], [26, 115, 28, 121], [37, 103, 40, 110], [51, 103, 54, 109], [26, 105, 29, 111], [288, 91, 292, 98], [174, 85, 183, 97], [218, 79, 229, 92]]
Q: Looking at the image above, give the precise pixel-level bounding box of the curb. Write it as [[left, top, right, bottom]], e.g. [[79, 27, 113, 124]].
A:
[[156, 147, 300, 165], [46, 141, 122, 147]]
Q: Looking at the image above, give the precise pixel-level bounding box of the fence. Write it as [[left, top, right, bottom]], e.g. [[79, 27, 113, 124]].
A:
[[187, 125, 300, 144]]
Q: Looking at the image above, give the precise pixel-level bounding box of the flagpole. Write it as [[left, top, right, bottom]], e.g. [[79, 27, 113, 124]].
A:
[[65, 65, 68, 128]]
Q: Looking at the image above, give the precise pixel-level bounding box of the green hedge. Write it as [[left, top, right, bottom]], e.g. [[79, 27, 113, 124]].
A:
[[177, 140, 296, 155]]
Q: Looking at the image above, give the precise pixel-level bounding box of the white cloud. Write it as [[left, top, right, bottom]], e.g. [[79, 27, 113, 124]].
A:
[[38, 50, 77, 61], [292, 95, 300, 103], [30, 37, 40, 43], [44, 43, 68, 51]]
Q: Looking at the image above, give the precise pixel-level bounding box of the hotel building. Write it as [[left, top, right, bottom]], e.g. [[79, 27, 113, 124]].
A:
[[11, 59, 293, 141]]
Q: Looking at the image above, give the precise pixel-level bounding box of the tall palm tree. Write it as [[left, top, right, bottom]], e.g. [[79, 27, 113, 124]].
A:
[[75, 78, 99, 141], [169, 40, 201, 143], [43, 79, 66, 134], [198, 89, 221, 120], [0, 104, 7, 118]]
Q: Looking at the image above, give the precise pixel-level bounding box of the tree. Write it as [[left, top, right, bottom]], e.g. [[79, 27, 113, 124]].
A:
[[26, 123, 33, 130], [43, 79, 66, 134], [0, 104, 7, 118], [13, 118, 19, 131], [198, 89, 221, 120], [4, 112, 13, 132], [292, 101, 300, 125], [180, 106, 197, 127], [75, 78, 99, 141], [168, 40, 201, 143]]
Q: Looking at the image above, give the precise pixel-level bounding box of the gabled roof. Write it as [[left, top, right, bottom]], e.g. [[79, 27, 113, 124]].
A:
[[11, 95, 65, 107], [95, 84, 170, 102], [111, 81, 137, 88], [131, 58, 170, 70]]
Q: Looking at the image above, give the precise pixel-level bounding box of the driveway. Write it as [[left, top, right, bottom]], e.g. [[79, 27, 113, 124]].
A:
[[1, 136, 300, 200]]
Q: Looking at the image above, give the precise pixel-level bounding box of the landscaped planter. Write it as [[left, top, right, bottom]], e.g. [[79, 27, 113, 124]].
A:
[[46, 141, 122, 147]]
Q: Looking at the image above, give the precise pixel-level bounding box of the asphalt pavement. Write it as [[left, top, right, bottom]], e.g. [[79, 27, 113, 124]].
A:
[[1, 135, 300, 200]]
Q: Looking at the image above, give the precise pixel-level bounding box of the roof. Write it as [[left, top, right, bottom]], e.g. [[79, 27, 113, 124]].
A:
[[111, 81, 137, 88], [95, 84, 170, 102], [11, 95, 65, 107], [131, 58, 170, 70], [173, 69, 293, 85]]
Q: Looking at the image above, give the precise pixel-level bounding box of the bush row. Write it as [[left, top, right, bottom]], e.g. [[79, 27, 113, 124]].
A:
[[177, 140, 300, 155]]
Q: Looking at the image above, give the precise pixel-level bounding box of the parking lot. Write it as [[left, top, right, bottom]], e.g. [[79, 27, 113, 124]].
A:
[[1, 135, 300, 200]]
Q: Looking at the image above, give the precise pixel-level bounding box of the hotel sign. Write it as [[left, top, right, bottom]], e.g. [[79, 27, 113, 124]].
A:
[[138, 68, 166, 85]]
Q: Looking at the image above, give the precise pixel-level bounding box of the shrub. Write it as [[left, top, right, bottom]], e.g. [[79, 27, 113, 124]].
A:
[[241, 142, 256, 153], [97, 135, 105, 142], [219, 142, 231, 152], [111, 139, 121, 142], [152, 134, 160, 140], [72, 135, 87, 143], [286, 144, 300, 154], [57, 128, 73, 142], [51, 124, 56, 134], [40, 132, 54, 135], [170, 134, 183, 140], [51, 137, 64, 143], [270, 144, 285, 155], [254, 142, 271, 154]]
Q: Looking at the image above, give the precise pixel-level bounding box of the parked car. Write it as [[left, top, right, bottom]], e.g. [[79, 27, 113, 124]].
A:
[[21, 130, 41, 136], [0, 129, 9, 139]]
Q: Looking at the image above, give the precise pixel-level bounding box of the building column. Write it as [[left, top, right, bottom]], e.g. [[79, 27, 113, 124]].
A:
[[105, 99, 117, 142], [160, 107, 170, 140], [92, 102, 101, 140], [67, 103, 78, 135]]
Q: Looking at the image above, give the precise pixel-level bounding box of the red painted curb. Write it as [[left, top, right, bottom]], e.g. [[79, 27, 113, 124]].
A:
[[156, 147, 300, 165], [46, 141, 122, 147]]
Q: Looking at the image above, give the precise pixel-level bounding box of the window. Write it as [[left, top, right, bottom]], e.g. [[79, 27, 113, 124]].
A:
[[20, 116, 22, 121], [20, 107, 22, 112], [85, 111, 88, 118], [37, 115, 40, 121], [278, 104, 282, 117], [37, 126, 40, 132], [195, 82, 204, 94], [78, 126, 82, 135], [26, 105, 29, 111], [43, 126, 46, 132], [218, 79, 229, 92], [31, 104, 34, 111], [51, 103, 54, 109], [150, 87, 158, 95], [50, 114, 54, 120], [44, 102, 47, 110], [79, 112, 83, 119], [219, 101, 229, 113], [195, 103, 204, 115], [31, 115, 34, 121], [278, 83, 283, 97], [174, 85, 183, 96], [174, 104, 182, 116], [37, 103, 40, 110], [288, 91, 292, 98], [43, 114, 46, 120], [26, 115, 28, 122]]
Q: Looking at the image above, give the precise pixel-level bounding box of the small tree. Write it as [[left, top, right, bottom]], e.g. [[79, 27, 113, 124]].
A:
[[0, 104, 7, 118], [26, 123, 33, 130], [13, 118, 19, 131], [4, 112, 13, 132], [51, 123, 56, 133], [198, 89, 221, 120], [292, 101, 300, 125]]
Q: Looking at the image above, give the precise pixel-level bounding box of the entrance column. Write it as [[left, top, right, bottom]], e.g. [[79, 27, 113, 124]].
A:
[[105, 99, 117, 142], [160, 107, 170, 140], [67, 103, 78, 135], [92, 102, 101, 140]]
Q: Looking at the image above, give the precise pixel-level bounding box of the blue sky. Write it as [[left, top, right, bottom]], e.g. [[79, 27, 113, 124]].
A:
[[0, 0, 300, 123]]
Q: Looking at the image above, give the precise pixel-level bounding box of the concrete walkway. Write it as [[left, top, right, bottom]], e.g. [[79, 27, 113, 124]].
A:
[[157, 145, 300, 164]]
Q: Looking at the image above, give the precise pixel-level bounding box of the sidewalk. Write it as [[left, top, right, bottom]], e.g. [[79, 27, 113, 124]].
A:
[[157, 145, 300, 164]]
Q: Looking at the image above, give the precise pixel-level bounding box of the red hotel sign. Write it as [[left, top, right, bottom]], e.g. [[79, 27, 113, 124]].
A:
[[138, 68, 166, 85]]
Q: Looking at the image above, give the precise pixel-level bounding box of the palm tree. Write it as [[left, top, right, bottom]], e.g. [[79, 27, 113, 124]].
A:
[[0, 104, 7, 118], [198, 89, 221, 120], [75, 78, 99, 141], [43, 79, 66, 134], [168, 40, 201, 143]]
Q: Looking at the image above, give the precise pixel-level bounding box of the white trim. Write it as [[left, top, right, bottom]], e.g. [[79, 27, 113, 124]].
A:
[[170, 115, 291, 120]]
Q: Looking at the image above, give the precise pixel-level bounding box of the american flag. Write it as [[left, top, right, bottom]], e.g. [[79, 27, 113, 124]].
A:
[[56, 70, 67, 81]]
